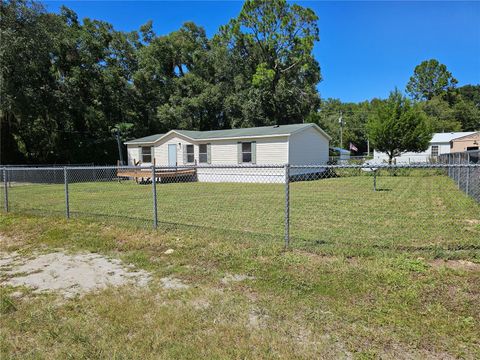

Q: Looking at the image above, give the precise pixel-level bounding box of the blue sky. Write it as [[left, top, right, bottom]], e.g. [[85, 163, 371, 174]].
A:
[[45, 1, 480, 103]]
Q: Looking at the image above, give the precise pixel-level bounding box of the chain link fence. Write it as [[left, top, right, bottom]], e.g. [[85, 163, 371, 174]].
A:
[[288, 164, 479, 254], [2, 164, 479, 248], [439, 150, 480, 203]]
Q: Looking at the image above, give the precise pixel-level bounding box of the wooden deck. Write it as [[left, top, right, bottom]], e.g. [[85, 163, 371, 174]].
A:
[[117, 168, 196, 183]]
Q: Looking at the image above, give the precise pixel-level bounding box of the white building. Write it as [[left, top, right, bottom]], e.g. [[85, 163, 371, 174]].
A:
[[124, 123, 331, 183], [373, 132, 477, 164]]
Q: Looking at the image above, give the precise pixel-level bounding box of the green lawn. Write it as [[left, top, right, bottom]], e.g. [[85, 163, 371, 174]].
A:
[[1, 172, 479, 358], [5, 172, 480, 258]]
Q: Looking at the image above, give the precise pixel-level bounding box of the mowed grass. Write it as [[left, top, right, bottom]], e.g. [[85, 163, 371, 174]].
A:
[[5, 172, 480, 258], [1, 173, 479, 358]]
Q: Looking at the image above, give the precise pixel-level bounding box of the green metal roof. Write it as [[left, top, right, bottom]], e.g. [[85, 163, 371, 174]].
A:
[[125, 134, 165, 144], [175, 124, 316, 139], [125, 123, 329, 144]]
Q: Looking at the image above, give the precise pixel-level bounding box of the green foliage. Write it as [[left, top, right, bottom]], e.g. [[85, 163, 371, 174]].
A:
[[0, 295, 17, 314], [367, 90, 432, 163], [308, 99, 371, 152], [451, 96, 480, 131], [406, 59, 458, 101], [1, 0, 323, 164], [420, 96, 462, 132], [1, 2, 477, 165]]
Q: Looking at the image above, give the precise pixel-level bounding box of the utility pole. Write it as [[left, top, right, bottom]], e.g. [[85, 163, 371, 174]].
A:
[[113, 128, 124, 165], [339, 112, 344, 149]]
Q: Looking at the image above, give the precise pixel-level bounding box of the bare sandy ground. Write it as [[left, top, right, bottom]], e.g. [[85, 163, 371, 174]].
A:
[[0, 251, 151, 298]]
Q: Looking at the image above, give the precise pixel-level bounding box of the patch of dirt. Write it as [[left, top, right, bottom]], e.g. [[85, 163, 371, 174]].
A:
[[0, 251, 151, 298], [0, 251, 22, 267], [0, 233, 20, 248], [429, 259, 480, 271], [221, 273, 255, 284], [160, 276, 189, 290], [465, 219, 480, 225], [465, 219, 480, 228]]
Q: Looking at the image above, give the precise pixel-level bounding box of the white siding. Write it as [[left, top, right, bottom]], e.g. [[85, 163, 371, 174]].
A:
[[127, 146, 141, 165], [287, 127, 329, 176], [373, 142, 451, 164], [153, 133, 196, 166], [195, 137, 287, 182], [256, 137, 289, 164], [196, 167, 284, 183], [288, 127, 329, 165], [209, 136, 288, 165]]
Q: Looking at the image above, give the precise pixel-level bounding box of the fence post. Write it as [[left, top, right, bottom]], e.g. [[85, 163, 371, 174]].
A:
[[3, 167, 8, 212], [152, 164, 158, 229], [466, 153, 470, 196], [284, 164, 290, 247], [457, 153, 461, 188], [64, 167, 70, 219], [373, 169, 377, 192]]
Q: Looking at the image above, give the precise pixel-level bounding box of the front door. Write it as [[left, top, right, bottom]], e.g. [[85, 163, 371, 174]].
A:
[[168, 144, 177, 166]]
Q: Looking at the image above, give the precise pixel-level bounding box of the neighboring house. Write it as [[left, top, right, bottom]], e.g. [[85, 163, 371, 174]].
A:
[[329, 147, 351, 163], [450, 132, 480, 153], [124, 123, 331, 183], [373, 132, 477, 164]]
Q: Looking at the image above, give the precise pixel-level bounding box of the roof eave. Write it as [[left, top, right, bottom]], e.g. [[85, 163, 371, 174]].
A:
[[289, 123, 332, 140], [126, 124, 332, 144]]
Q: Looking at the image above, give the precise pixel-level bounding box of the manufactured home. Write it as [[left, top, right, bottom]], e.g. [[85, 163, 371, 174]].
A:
[[124, 123, 331, 183], [373, 132, 477, 164]]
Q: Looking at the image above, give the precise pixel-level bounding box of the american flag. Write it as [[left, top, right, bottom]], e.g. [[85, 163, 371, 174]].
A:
[[349, 142, 358, 152]]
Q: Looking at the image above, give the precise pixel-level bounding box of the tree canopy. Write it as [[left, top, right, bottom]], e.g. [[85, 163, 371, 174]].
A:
[[406, 59, 458, 101], [367, 90, 432, 164], [1, 1, 478, 165]]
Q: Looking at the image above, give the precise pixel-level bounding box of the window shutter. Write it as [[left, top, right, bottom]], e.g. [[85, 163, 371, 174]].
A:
[[183, 144, 187, 164], [207, 143, 211, 164], [237, 142, 242, 163], [251, 141, 257, 164], [138, 147, 142, 164], [150, 147, 154, 164]]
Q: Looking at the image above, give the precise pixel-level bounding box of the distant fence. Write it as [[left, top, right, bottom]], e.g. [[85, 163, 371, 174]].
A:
[[438, 150, 480, 165], [1, 164, 479, 246], [439, 151, 480, 203], [0, 164, 116, 184]]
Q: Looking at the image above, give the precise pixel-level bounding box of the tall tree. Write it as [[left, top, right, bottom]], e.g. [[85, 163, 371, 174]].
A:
[[367, 90, 432, 164], [217, 0, 321, 127], [406, 59, 458, 101]]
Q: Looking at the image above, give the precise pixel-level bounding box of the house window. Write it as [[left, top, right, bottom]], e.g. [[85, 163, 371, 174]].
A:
[[141, 147, 152, 163], [199, 144, 208, 163], [242, 142, 252, 163], [186, 144, 194, 163], [431, 145, 439, 157]]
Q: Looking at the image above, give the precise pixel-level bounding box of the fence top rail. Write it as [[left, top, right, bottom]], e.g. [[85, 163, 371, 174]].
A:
[[2, 163, 95, 167], [2, 164, 286, 171], [441, 150, 480, 155], [290, 164, 480, 169], [2, 163, 480, 171]]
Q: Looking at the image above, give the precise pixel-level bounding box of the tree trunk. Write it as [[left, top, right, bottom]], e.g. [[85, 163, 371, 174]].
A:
[[388, 153, 393, 165]]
